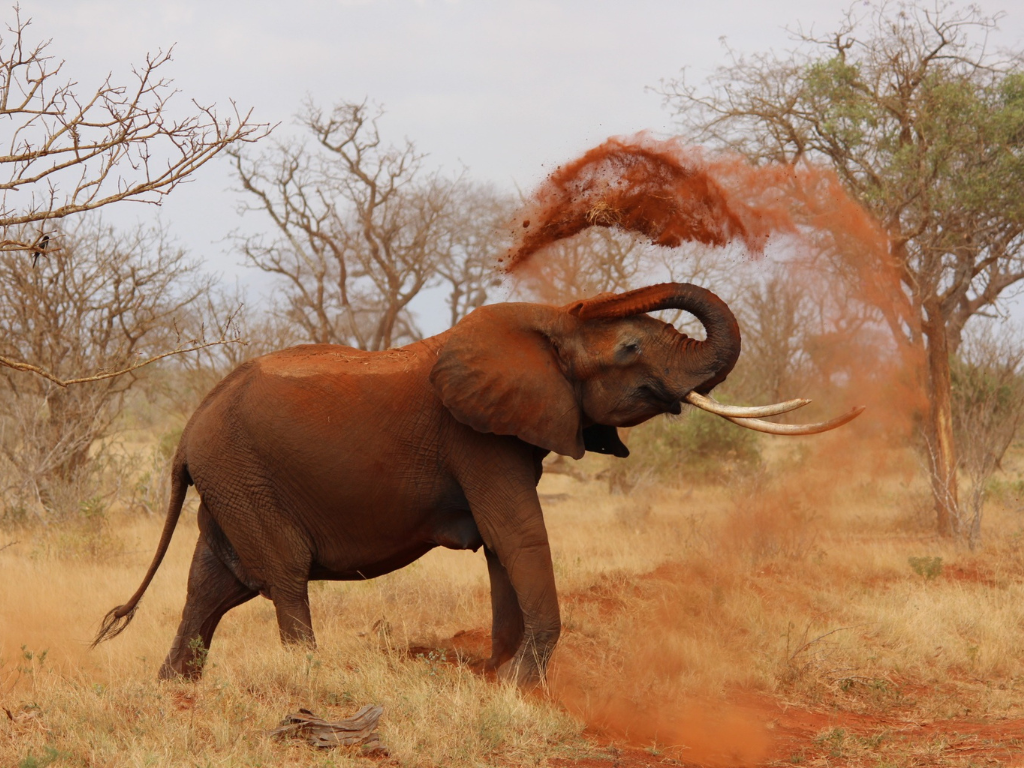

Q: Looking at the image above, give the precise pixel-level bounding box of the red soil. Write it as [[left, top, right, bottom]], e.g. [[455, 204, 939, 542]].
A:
[[405, 558, 1024, 768], [545, 694, 1024, 766], [943, 562, 998, 587]]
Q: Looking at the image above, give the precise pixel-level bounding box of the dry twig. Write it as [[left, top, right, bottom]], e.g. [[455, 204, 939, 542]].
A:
[[269, 705, 387, 753]]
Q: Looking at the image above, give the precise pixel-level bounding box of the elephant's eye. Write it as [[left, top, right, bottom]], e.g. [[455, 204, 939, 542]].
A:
[[615, 340, 642, 364]]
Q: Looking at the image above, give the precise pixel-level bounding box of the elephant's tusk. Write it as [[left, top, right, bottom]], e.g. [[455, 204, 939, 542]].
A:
[[723, 405, 866, 435], [684, 391, 811, 418]]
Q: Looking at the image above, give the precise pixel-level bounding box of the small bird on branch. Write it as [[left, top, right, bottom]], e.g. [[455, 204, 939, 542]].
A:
[[32, 233, 50, 267]]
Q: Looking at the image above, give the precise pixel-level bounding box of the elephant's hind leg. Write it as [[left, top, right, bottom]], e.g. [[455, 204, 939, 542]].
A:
[[159, 535, 257, 680], [270, 580, 315, 648]]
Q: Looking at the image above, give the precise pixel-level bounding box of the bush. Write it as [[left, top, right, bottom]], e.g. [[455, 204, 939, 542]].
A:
[[606, 408, 761, 491], [129, 427, 183, 516], [908, 556, 943, 580]]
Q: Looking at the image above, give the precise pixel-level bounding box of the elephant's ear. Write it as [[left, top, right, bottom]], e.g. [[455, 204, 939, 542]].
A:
[[430, 304, 584, 459]]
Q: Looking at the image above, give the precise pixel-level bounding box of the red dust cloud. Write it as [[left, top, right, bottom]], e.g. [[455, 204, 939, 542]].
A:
[[502, 134, 928, 765], [503, 133, 789, 271], [504, 132, 922, 431], [503, 132, 906, 325]]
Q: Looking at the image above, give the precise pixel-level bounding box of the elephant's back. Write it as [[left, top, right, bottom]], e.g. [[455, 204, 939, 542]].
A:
[[185, 340, 448, 485], [254, 343, 424, 379], [185, 342, 438, 433]]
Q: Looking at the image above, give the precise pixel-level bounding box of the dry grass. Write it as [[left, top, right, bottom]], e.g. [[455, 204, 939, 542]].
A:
[[0, 510, 582, 767], [5, 436, 1024, 766]]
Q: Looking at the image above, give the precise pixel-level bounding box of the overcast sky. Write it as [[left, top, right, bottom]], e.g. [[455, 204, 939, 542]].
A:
[[13, 0, 1024, 321]]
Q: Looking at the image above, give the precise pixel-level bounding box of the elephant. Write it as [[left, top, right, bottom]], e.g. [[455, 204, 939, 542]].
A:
[[94, 282, 858, 684]]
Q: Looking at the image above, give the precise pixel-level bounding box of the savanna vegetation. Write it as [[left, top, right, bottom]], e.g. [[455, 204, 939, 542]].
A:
[[5, 2, 1024, 767]]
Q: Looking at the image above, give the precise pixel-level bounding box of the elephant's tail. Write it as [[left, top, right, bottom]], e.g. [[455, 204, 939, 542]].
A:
[[92, 457, 191, 647]]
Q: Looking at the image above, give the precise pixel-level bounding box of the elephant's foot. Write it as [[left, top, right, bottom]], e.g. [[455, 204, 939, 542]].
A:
[[477, 648, 544, 687], [501, 629, 559, 689], [158, 635, 208, 681], [497, 656, 544, 690], [279, 628, 317, 649], [273, 593, 316, 648], [158, 659, 201, 681], [472, 654, 504, 681]]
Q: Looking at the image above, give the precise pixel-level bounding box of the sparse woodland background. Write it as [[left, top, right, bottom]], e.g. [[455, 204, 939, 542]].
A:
[[2, 2, 1024, 549], [8, 3, 1024, 767]]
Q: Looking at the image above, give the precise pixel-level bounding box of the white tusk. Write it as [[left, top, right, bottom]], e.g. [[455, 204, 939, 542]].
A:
[[724, 406, 866, 435], [684, 391, 811, 418]]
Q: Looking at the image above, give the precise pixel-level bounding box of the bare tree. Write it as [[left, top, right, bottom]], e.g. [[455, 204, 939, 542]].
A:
[[0, 8, 267, 248], [946, 323, 1024, 545], [435, 183, 514, 328], [0, 6, 267, 388], [661, 1, 1024, 535], [233, 100, 510, 350], [511, 227, 649, 305], [0, 219, 232, 516]]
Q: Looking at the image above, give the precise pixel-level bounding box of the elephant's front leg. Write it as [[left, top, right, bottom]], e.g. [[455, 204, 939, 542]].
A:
[[500, 531, 561, 686], [463, 453, 561, 686], [484, 546, 524, 671]]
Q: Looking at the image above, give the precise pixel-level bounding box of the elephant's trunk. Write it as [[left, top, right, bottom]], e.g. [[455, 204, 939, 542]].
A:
[[573, 282, 741, 393], [571, 283, 865, 436]]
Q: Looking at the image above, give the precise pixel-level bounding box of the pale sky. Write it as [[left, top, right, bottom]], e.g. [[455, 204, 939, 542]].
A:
[[13, 0, 1024, 324]]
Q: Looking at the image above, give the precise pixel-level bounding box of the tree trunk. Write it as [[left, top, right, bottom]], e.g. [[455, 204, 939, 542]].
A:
[[923, 307, 958, 536], [47, 388, 93, 481]]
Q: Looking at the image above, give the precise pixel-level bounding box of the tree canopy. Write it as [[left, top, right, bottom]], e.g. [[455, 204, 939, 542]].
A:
[[661, 1, 1024, 536]]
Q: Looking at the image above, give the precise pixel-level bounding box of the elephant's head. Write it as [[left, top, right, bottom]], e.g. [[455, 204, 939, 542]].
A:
[[430, 283, 861, 459]]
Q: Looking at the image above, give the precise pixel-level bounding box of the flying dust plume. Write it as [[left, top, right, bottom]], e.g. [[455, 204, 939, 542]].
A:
[[503, 133, 904, 320], [504, 132, 919, 430], [507, 134, 924, 764], [502, 133, 791, 271]]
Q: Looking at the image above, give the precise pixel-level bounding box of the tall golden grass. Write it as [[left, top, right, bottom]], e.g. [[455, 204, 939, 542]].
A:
[[4, 433, 1024, 766]]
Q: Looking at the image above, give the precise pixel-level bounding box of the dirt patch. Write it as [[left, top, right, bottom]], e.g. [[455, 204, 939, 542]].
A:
[[406, 566, 1024, 768], [943, 561, 998, 587], [548, 686, 1024, 767], [406, 627, 492, 671], [170, 690, 198, 711], [564, 577, 634, 618], [448, 627, 492, 659], [753, 689, 1024, 766], [550, 745, 702, 767]]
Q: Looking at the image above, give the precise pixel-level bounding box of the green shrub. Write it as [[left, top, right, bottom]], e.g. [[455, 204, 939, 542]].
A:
[[19, 746, 64, 768], [606, 408, 761, 490], [985, 474, 1024, 507], [908, 556, 943, 580]]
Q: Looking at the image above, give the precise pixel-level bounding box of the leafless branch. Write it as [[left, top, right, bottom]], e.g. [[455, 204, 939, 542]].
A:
[[0, 337, 245, 387], [0, 6, 271, 252], [232, 99, 511, 350], [0, 218, 242, 516]]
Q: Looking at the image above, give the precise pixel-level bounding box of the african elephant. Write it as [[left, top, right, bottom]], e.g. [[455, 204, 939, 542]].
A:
[[94, 283, 856, 684]]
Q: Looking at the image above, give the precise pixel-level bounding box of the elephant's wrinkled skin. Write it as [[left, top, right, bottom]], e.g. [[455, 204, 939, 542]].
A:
[[96, 283, 742, 684]]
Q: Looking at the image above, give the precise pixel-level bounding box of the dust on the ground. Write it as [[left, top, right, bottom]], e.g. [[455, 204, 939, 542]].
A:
[[485, 134, 981, 766]]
